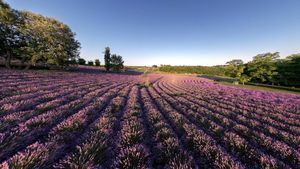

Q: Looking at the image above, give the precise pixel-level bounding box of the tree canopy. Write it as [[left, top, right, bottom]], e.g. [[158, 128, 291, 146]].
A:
[[0, 0, 80, 69], [103, 47, 124, 72], [0, 0, 23, 68], [224, 52, 299, 86], [94, 59, 100, 66], [110, 54, 124, 71], [246, 52, 279, 83], [87, 61, 94, 66], [225, 59, 245, 79], [275, 54, 300, 86], [77, 58, 86, 65], [158, 65, 226, 76], [104, 47, 111, 71]]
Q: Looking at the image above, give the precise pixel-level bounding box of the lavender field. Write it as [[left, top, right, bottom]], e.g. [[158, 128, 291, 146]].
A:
[[0, 69, 299, 169]]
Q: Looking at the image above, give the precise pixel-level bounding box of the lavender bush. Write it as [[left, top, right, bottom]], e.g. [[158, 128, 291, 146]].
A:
[[0, 70, 299, 168]]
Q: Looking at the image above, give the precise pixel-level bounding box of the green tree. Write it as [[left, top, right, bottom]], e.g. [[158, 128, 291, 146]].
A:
[[0, 1, 24, 68], [158, 65, 226, 76], [104, 47, 111, 71], [77, 58, 86, 65], [226, 59, 244, 66], [225, 59, 245, 78], [239, 74, 251, 85], [276, 54, 300, 86], [0, 2, 80, 69], [110, 54, 124, 71], [247, 52, 279, 83], [87, 61, 94, 66], [95, 59, 100, 66], [20, 11, 80, 68]]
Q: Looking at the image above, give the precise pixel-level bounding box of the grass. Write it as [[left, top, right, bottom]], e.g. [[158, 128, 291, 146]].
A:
[[196, 74, 300, 95], [218, 81, 300, 95]]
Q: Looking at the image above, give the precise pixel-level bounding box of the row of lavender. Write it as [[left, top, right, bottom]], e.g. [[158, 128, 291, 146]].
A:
[[0, 69, 299, 168], [0, 70, 141, 168], [151, 75, 300, 168]]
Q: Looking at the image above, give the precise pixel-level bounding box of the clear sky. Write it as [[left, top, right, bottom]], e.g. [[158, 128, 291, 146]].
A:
[[6, 0, 300, 66]]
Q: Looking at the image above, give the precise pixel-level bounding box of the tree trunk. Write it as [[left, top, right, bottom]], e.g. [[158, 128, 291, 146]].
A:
[[24, 64, 31, 70], [5, 51, 11, 69], [19, 56, 26, 69]]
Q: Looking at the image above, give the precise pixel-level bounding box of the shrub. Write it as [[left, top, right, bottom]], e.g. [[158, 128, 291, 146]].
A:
[[87, 61, 94, 66], [95, 59, 100, 66], [77, 58, 86, 65]]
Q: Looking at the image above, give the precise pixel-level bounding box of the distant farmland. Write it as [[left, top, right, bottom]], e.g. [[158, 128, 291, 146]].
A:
[[0, 69, 299, 169]]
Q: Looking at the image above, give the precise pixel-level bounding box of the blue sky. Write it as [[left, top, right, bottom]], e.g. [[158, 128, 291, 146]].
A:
[[6, 0, 300, 66]]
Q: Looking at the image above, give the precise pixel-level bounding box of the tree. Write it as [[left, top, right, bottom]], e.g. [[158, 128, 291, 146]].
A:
[[19, 11, 80, 68], [0, 1, 23, 68], [77, 58, 86, 65], [0, 2, 80, 69], [95, 59, 100, 66], [275, 54, 300, 86], [158, 65, 226, 76], [104, 47, 111, 71], [225, 59, 245, 78], [239, 75, 251, 85], [110, 54, 124, 71], [226, 59, 244, 66], [247, 52, 279, 83], [87, 61, 94, 66]]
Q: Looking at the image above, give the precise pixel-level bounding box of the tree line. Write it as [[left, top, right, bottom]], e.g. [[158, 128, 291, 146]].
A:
[[103, 47, 124, 71], [225, 52, 300, 87], [1, 1, 125, 72], [77, 58, 101, 66], [0, 0, 80, 69], [76, 47, 124, 72], [158, 65, 226, 76], [158, 52, 299, 87]]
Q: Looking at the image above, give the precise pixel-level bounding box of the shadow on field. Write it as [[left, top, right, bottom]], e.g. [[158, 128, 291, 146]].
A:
[[198, 74, 300, 94], [198, 75, 236, 83], [68, 66, 143, 76]]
